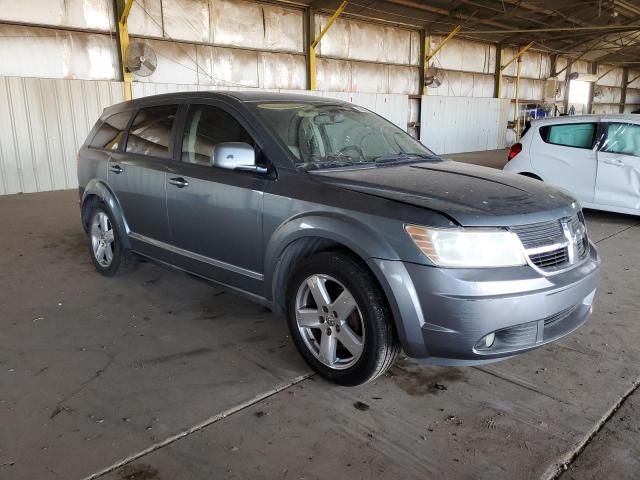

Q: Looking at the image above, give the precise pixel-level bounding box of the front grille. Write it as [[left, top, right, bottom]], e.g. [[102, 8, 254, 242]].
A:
[[510, 219, 564, 249], [510, 213, 589, 273], [529, 247, 569, 269]]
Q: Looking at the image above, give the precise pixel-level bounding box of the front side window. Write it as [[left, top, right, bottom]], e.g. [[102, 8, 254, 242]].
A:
[[181, 105, 253, 167], [253, 102, 434, 167], [601, 123, 640, 157], [539, 123, 597, 149], [89, 111, 132, 150], [126, 104, 177, 158]]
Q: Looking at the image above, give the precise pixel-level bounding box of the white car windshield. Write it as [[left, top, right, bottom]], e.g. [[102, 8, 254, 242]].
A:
[[254, 102, 436, 169]]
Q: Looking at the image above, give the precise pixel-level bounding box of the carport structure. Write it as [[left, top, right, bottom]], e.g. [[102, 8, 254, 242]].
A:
[[1, 1, 640, 480]]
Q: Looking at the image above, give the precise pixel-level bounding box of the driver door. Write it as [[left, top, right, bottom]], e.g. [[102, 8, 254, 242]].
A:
[[165, 103, 268, 293]]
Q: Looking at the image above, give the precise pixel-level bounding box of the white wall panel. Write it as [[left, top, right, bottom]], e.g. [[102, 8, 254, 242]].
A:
[[593, 86, 622, 105], [500, 77, 544, 101], [315, 14, 418, 66], [597, 65, 624, 87], [592, 104, 620, 115], [128, 0, 304, 52], [628, 71, 640, 89], [128, 0, 164, 37], [0, 76, 123, 195], [555, 57, 568, 81], [210, 0, 303, 52], [163, 0, 210, 43], [0, 24, 118, 80], [430, 37, 495, 74], [420, 96, 510, 154], [317, 58, 419, 94], [0, 0, 114, 31], [427, 71, 494, 98], [500, 49, 551, 79], [626, 88, 640, 104]]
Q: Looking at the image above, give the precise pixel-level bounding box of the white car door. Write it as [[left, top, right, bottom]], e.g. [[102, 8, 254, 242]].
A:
[[595, 121, 640, 211], [532, 121, 598, 203]]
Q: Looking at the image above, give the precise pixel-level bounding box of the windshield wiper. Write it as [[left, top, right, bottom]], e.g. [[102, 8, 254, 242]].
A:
[[373, 153, 440, 164], [297, 155, 378, 171], [297, 159, 361, 171]]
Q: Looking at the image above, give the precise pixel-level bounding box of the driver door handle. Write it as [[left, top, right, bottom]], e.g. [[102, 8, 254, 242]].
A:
[[110, 164, 124, 174], [168, 177, 189, 188]]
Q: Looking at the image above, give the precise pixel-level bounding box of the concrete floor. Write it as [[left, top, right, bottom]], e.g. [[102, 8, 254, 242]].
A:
[[1, 152, 639, 480]]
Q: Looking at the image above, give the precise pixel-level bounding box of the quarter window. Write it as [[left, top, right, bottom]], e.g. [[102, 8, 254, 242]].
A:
[[89, 111, 132, 150], [125, 105, 178, 158], [181, 105, 253, 166], [601, 123, 640, 157], [539, 123, 597, 149]]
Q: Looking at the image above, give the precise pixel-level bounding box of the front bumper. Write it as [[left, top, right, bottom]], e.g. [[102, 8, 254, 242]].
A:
[[368, 242, 600, 364]]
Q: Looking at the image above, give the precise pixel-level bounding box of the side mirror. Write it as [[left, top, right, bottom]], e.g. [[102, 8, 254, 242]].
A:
[[211, 142, 267, 174]]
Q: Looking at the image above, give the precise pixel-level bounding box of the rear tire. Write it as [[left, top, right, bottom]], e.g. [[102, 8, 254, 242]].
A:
[[87, 205, 136, 276], [286, 251, 399, 386]]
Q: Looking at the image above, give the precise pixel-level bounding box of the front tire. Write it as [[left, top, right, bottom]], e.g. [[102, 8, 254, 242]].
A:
[[88, 205, 135, 276], [286, 251, 399, 386]]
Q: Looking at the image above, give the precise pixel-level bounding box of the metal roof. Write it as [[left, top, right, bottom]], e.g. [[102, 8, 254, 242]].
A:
[[303, 0, 640, 66]]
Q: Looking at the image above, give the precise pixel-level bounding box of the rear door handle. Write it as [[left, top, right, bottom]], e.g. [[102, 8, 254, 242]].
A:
[[110, 164, 124, 174], [603, 158, 624, 166], [168, 177, 189, 188]]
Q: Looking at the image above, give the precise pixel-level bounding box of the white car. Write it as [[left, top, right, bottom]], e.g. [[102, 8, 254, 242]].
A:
[[504, 114, 640, 216]]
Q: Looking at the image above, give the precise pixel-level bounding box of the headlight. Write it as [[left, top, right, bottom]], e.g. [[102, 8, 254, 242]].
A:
[[405, 225, 527, 268]]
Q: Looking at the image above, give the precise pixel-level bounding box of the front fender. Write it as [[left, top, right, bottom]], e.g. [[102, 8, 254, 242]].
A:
[[81, 179, 131, 248], [264, 212, 399, 298]]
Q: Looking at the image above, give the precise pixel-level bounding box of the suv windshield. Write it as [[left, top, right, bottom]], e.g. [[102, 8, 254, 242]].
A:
[[253, 102, 436, 169]]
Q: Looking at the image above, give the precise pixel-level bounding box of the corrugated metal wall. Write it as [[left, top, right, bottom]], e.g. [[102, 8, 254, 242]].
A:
[[0, 76, 123, 195], [421, 96, 510, 154]]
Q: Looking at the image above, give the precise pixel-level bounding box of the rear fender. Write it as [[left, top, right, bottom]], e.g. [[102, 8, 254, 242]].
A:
[[81, 179, 131, 249]]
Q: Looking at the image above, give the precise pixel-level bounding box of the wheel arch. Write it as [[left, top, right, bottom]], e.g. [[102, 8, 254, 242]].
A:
[[81, 179, 131, 249], [265, 213, 398, 315]]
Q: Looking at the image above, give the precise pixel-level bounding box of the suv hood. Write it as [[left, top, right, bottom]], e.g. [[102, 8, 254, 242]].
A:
[[311, 160, 579, 227]]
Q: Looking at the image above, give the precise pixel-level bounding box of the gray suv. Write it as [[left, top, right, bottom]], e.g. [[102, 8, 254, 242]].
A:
[[78, 92, 601, 386]]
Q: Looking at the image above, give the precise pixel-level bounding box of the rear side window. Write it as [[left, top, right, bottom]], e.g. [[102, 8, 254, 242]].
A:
[[126, 104, 178, 158], [539, 123, 596, 149], [89, 111, 132, 150], [181, 105, 253, 166], [601, 123, 640, 157]]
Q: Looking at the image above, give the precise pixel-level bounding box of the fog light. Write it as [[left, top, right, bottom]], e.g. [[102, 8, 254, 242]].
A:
[[484, 332, 495, 348]]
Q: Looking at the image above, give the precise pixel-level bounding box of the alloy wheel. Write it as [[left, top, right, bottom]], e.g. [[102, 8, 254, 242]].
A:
[[90, 211, 115, 268], [294, 274, 365, 370]]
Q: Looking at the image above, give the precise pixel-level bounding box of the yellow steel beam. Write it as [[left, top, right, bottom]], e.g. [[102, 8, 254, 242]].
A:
[[497, 41, 534, 99], [118, 0, 134, 100], [310, 1, 349, 90], [425, 25, 462, 63]]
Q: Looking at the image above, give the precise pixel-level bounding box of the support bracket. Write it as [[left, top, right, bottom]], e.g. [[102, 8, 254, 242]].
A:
[[309, 1, 349, 91]]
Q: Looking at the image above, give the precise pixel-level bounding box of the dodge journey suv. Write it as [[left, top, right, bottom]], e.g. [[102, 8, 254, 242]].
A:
[[78, 92, 600, 386]]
